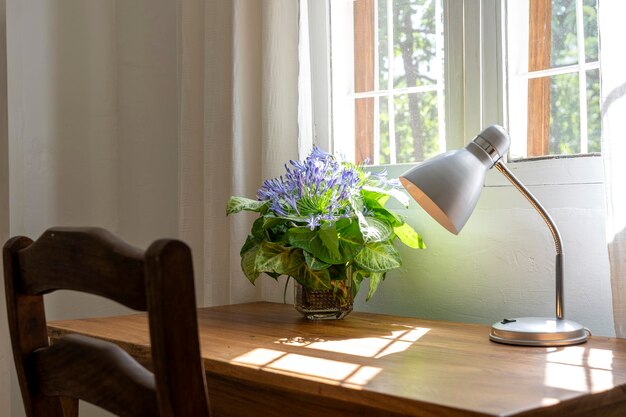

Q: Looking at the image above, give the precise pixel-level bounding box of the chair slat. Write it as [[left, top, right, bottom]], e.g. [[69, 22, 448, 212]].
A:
[[34, 334, 159, 417], [17, 228, 147, 311]]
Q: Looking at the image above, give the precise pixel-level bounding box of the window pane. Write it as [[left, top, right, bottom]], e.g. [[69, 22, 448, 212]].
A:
[[583, 0, 599, 62], [379, 97, 390, 164], [551, 0, 578, 68], [586, 68, 600, 152], [392, 0, 438, 88], [394, 92, 440, 163], [550, 72, 580, 155]]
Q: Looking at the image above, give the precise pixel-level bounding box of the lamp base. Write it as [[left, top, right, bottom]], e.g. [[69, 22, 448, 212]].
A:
[[490, 317, 588, 347]]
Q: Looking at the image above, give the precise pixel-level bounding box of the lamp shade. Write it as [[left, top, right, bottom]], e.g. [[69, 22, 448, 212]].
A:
[[399, 125, 511, 234]]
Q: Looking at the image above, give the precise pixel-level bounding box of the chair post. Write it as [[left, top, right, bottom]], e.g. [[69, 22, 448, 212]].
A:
[[145, 239, 211, 417], [4, 236, 65, 417]]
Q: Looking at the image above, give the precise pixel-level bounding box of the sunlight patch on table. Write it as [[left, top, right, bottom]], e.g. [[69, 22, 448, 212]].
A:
[[546, 346, 613, 370], [231, 349, 382, 386], [269, 354, 360, 381], [306, 337, 394, 357], [276, 326, 430, 358], [544, 362, 614, 393], [231, 348, 286, 367], [343, 366, 382, 388]]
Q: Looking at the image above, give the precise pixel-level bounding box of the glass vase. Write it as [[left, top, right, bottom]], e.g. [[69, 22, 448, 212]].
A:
[[294, 278, 353, 320]]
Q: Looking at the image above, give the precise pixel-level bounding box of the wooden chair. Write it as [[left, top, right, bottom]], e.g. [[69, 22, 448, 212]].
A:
[[3, 227, 212, 417]]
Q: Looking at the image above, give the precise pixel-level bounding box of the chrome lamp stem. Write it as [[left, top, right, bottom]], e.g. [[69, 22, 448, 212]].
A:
[[494, 161, 564, 320]]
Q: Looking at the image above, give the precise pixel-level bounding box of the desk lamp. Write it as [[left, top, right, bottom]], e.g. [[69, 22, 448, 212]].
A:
[[399, 125, 588, 346]]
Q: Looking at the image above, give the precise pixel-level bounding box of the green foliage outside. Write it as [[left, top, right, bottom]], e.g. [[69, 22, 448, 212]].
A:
[[549, 0, 600, 155]]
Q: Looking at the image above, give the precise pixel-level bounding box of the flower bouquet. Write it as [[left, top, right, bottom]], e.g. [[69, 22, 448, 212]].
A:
[[227, 147, 425, 319]]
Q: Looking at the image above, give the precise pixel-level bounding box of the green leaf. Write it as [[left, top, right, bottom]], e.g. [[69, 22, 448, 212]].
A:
[[327, 264, 349, 281], [361, 188, 390, 206], [240, 237, 262, 284], [357, 214, 394, 243], [272, 214, 311, 224], [254, 242, 302, 275], [240, 234, 258, 256], [227, 197, 268, 215], [291, 258, 331, 289], [262, 216, 286, 230], [362, 185, 409, 207], [251, 216, 292, 243], [251, 217, 266, 239], [318, 223, 341, 260], [354, 241, 402, 272], [394, 223, 426, 249], [335, 218, 365, 260], [288, 227, 347, 264], [304, 251, 331, 270], [366, 272, 385, 301], [362, 197, 404, 227], [352, 269, 366, 297]]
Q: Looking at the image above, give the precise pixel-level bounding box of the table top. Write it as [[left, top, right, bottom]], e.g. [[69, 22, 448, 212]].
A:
[[48, 302, 626, 417]]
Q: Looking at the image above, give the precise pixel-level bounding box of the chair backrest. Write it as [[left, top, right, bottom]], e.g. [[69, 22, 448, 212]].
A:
[[3, 227, 212, 417]]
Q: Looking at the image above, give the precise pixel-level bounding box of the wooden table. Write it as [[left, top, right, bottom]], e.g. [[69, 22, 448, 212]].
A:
[[48, 302, 626, 417]]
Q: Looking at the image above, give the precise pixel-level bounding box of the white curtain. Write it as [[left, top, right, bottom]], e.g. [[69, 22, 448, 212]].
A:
[[177, 0, 304, 306], [600, 1, 626, 337], [0, 1, 9, 413]]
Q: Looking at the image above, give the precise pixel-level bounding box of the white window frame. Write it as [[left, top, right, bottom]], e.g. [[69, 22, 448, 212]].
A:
[[308, 0, 604, 188]]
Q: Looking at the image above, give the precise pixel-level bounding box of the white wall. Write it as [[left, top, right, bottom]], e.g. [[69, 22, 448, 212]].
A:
[[4, 1, 178, 415]]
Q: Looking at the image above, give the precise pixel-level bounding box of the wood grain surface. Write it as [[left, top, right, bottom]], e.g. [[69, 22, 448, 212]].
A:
[[49, 302, 626, 417]]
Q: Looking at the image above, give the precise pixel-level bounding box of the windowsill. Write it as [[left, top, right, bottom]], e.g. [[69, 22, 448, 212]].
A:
[[366, 154, 604, 189]]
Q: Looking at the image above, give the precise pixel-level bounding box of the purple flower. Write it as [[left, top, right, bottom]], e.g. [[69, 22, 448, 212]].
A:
[[256, 146, 365, 225], [306, 215, 321, 230]]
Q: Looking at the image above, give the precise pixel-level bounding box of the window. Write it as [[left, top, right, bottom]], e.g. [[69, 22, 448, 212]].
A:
[[317, 0, 602, 167], [506, 0, 600, 160], [353, 0, 445, 165]]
